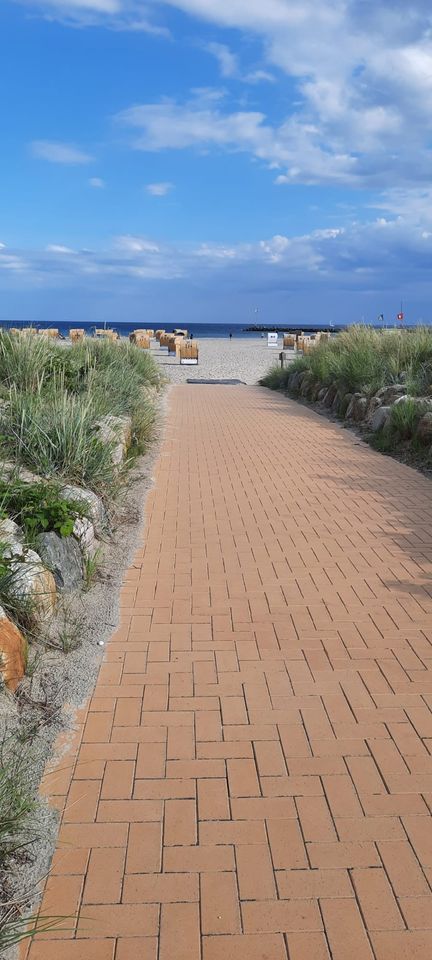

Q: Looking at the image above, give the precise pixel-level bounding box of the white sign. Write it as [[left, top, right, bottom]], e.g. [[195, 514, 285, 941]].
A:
[[268, 332, 279, 347]]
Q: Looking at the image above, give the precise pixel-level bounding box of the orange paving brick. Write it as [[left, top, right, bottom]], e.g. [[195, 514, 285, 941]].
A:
[[159, 902, 200, 960], [287, 932, 331, 959], [82, 848, 125, 904], [201, 872, 241, 934], [115, 940, 157, 960], [164, 797, 197, 845], [236, 843, 276, 900], [125, 821, 162, 874], [28, 385, 432, 959], [203, 933, 288, 960]]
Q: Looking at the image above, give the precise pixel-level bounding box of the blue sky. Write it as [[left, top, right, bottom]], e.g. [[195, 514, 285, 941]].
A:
[[2, 0, 432, 324]]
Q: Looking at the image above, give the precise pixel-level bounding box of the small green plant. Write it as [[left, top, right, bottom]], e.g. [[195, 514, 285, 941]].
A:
[[0, 757, 36, 867], [0, 481, 87, 543], [0, 542, 35, 631], [0, 911, 69, 949], [83, 547, 103, 590]]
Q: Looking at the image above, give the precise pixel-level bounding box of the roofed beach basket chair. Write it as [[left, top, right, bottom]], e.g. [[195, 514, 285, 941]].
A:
[[179, 340, 199, 365], [70, 328, 85, 342], [39, 328, 59, 338], [129, 330, 151, 349], [94, 328, 119, 341]]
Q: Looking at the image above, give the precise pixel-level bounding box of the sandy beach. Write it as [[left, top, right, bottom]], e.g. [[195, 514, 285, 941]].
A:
[[152, 336, 281, 384]]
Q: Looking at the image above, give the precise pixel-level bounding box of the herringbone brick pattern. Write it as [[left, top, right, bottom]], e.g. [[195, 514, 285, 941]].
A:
[[27, 385, 432, 959]]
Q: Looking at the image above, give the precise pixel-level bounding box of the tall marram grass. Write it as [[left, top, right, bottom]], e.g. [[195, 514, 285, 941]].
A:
[[261, 326, 432, 397], [0, 332, 162, 493], [3, 385, 117, 493], [0, 332, 59, 395]]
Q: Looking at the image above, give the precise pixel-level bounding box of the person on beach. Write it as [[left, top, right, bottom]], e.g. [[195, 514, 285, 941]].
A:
[[229, 332, 232, 340]]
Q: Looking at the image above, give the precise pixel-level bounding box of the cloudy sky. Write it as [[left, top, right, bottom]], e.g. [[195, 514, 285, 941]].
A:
[[2, 0, 432, 324]]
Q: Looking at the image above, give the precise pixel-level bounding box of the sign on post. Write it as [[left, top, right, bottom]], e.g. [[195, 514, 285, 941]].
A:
[[268, 332, 279, 348]]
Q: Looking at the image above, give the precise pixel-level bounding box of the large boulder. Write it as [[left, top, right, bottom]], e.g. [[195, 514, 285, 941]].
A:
[[346, 393, 368, 422], [3, 545, 56, 621], [345, 392, 361, 419], [394, 395, 432, 408], [73, 516, 97, 559], [0, 526, 56, 621], [61, 485, 106, 535], [416, 412, 432, 443], [375, 384, 406, 405], [0, 462, 41, 484], [352, 396, 368, 422], [96, 415, 132, 466], [339, 393, 353, 418], [323, 384, 338, 408], [0, 518, 23, 549], [36, 532, 83, 592], [371, 405, 391, 433], [0, 606, 26, 692], [332, 391, 345, 414], [300, 374, 314, 398], [288, 371, 301, 392], [366, 396, 382, 423]]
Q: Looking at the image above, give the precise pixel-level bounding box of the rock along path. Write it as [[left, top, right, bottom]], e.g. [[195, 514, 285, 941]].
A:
[[26, 385, 432, 960]]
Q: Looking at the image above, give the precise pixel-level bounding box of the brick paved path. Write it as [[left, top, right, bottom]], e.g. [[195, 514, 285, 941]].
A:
[[28, 385, 432, 960]]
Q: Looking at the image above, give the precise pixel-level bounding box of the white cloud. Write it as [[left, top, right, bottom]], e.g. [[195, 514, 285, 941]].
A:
[[31, 140, 93, 164], [16, 0, 171, 33], [244, 69, 276, 84], [146, 181, 174, 196], [3, 199, 432, 322], [202, 40, 275, 85], [144, 2, 432, 188], [0, 251, 27, 272], [21, 3, 432, 188], [89, 176, 105, 188], [117, 93, 360, 185], [204, 42, 238, 78], [115, 235, 161, 252]]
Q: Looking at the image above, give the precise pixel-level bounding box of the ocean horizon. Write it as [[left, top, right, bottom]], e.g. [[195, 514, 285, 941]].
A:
[[0, 319, 424, 339]]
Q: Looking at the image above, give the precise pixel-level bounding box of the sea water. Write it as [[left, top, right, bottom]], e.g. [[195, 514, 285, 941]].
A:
[[0, 321, 264, 339]]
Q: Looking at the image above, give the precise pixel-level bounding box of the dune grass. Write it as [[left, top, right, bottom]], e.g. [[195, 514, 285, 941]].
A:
[[0, 333, 162, 494], [260, 325, 432, 398]]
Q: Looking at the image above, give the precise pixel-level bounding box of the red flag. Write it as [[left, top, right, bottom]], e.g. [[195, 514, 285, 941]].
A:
[[397, 312, 404, 322]]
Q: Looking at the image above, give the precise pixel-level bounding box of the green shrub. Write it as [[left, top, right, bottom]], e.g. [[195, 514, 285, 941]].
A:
[[259, 365, 288, 390], [260, 356, 310, 391], [0, 482, 87, 541]]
